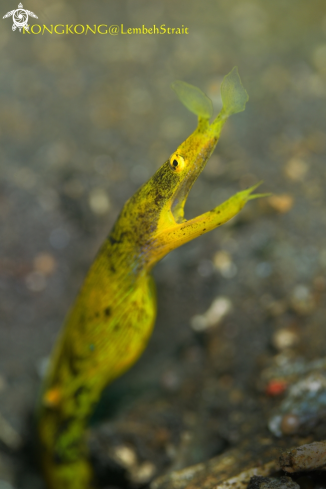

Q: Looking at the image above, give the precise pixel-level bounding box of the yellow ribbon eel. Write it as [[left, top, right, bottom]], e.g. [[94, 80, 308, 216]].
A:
[[37, 67, 268, 489]]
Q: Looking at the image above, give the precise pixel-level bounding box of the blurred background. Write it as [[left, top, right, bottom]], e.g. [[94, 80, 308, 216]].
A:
[[1, 0, 326, 487]]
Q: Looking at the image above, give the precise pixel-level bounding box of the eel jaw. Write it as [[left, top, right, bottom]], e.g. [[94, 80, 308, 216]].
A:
[[148, 181, 269, 270], [170, 149, 214, 224], [170, 175, 193, 223]]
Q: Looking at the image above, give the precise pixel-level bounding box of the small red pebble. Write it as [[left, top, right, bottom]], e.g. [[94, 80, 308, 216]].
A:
[[266, 379, 288, 396]]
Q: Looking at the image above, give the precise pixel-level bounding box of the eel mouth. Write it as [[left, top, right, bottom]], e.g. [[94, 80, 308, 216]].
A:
[[170, 150, 212, 224], [170, 173, 197, 223]]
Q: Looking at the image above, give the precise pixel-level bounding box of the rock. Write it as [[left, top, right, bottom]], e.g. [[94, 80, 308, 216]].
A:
[[151, 443, 280, 489], [130, 461, 156, 484], [267, 195, 294, 214], [248, 476, 299, 489], [190, 296, 232, 332], [0, 452, 15, 488], [0, 412, 22, 450], [268, 372, 326, 437], [280, 440, 326, 473], [272, 329, 299, 351], [284, 158, 308, 181]]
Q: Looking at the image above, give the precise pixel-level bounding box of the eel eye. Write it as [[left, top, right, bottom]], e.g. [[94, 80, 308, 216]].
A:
[[169, 153, 185, 172]]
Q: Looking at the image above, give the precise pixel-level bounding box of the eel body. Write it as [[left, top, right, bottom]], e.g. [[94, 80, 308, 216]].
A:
[[37, 68, 266, 488]]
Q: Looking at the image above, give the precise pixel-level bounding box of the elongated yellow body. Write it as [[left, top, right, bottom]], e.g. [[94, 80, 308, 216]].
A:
[[37, 68, 267, 489]]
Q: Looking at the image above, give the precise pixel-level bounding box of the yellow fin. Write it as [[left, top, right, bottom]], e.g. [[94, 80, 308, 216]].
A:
[[171, 80, 213, 119], [220, 66, 249, 117]]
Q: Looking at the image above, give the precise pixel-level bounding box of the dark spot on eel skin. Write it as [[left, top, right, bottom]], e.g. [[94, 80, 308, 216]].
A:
[[65, 344, 80, 376], [54, 439, 82, 464], [104, 307, 111, 317], [73, 386, 87, 399], [154, 193, 163, 205], [109, 235, 120, 245], [57, 416, 75, 437], [114, 324, 120, 332], [54, 452, 64, 465], [203, 229, 206, 231], [217, 210, 220, 214]]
